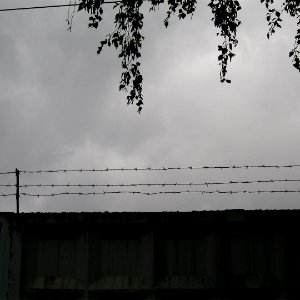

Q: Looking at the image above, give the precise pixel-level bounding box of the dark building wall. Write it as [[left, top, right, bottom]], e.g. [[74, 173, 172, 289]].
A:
[[1, 210, 300, 299]]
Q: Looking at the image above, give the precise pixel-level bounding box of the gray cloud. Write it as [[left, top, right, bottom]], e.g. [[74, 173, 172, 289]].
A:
[[0, 0, 299, 212]]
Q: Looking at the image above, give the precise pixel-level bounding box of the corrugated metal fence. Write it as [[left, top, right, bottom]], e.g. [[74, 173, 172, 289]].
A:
[[1, 210, 300, 299]]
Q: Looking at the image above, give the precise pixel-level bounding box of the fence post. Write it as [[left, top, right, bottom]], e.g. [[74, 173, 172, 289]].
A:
[[15, 168, 19, 214]]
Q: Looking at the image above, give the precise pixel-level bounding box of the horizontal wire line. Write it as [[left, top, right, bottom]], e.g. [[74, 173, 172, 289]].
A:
[[20, 190, 300, 196], [18, 164, 300, 173], [0, 1, 120, 12], [1, 164, 299, 176], [16, 178, 300, 188], [0, 193, 15, 197], [0, 171, 15, 175], [0, 185, 15, 187]]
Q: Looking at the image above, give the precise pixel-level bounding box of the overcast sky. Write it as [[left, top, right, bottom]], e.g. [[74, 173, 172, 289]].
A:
[[0, 0, 299, 212]]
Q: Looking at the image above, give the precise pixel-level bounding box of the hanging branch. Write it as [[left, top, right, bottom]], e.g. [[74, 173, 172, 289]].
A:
[[261, 0, 300, 71], [74, 0, 300, 111], [208, 0, 241, 83], [78, 0, 145, 112]]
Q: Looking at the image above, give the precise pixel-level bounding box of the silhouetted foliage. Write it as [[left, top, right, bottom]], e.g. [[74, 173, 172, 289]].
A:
[[73, 0, 300, 112]]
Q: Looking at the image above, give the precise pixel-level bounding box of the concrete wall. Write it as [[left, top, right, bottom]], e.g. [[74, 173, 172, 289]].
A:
[[1, 210, 300, 299]]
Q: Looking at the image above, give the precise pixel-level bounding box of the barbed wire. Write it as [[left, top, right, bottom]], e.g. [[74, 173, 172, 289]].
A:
[[20, 190, 300, 197], [0, 164, 298, 175], [13, 178, 300, 188], [17, 164, 300, 174], [0, 171, 15, 175], [0, 193, 16, 197]]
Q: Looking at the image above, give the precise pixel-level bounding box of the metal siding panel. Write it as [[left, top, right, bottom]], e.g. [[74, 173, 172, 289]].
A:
[[0, 216, 11, 300], [0, 211, 300, 300]]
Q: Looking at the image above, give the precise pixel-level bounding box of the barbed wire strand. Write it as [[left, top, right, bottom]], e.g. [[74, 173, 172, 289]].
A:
[[0, 193, 16, 197], [20, 190, 300, 197], [0, 171, 16, 175], [18, 164, 300, 174], [12, 178, 300, 188], [1, 164, 300, 176]]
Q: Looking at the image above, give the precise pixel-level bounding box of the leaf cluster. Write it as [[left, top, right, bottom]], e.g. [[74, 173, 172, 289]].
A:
[[161, 0, 198, 27], [75, 0, 300, 112], [261, 0, 300, 72], [208, 0, 241, 83], [78, 0, 104, 28]]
